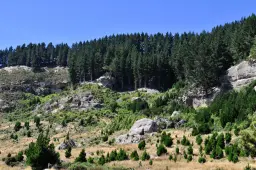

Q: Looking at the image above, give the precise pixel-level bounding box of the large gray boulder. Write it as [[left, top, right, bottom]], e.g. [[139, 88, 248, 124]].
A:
[[116, 134, 145, 144], [226, 60, 256, 90], [129, 118, 158, 135], [96, 74, 115, 88], [58, 139, 77, 150]]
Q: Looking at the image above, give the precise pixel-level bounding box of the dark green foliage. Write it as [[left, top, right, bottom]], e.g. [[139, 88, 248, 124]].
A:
[[196, 135, 203, 145], [199, 145, 203, 155], [215, 146, 224, 159], [24, 121, 30, 130], [65, 147, 72, 158], [187, 155, 192, 162], [25, 131, 60, 170], [217, 133, 225, 149], [109, 150, 117, 161], [169, 154, 173, 160], [149, 160, 153, 165], [181, 136, 190, 146], [88, 157, 94, 164], [102, 135, 108, 142], [198, 156, 206, 163], [173, 154, 177, 162], [226, 144, 239, 163], [130, 150, 139, 161], [79, 119, 85, 126], [98, 155, 105, 165], [109, 101, 118, 112], [10, 133, 18, 140], [187, 145, 193, 155], [175, 147, 179, 154], [141, 150, 150, 161], [157, 144, 167, 156], [161, 132, 173, 147], [34, 116, 40, 128], [138, 140, 146, 150], [234, 126, 240, 136], [117, 149, 128, 161], [16, 151, 24, 162], [75, 149, 87, 162], [225, 132, 232, 144], [183, 151, 188, 159], [14, 121, 22, 132]]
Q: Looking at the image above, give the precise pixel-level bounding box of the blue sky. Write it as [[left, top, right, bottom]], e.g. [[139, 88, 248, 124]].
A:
[[0, 0, 255, 49]]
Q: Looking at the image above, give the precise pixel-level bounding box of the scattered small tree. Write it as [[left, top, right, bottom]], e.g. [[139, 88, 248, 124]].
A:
[[14, 122, 22, 132], [176, 147, 179, 154], [225, 132, 232, 144], [24, 122, 30, 130], [138, 140, 146, 150], [157, 144, 167, 156], [130, 150, 139, 161], [34, 117, 40, 128], [75, 149, 87, 162], [196, 135, 203, 145], [98, 155, 105, 165], [141, 150, 150, 161], [149, 159, 153, 165], [117, 149, 128, 161], [65, 147, 72, 158], [187, 145, 193, 155]]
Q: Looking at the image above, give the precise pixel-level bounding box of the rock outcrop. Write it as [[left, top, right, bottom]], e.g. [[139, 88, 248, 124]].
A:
[[116, 118, 158, 144], [226, 60, 256, 90], [58, 139, 77, 150]]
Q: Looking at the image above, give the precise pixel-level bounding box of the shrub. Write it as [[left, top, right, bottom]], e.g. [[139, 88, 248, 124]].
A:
[[225, 132, 232, 144], [173, 154, 177, 162], [27, 131, 31, 137], [187, 145, 193, 155], [169, 154, 173, 160], [109, 150, 117, 161], [217, 133, 225, 149], [25, 132, 60, 170], [75, 149, 87, 162], [234, 127, 240, 136], [65, 147, 72, 158], [181, 136, 190, 146], [24, 122, 30, 130], [117, 149, 128, 161], [138, 140, 146, 150], [130, 150, 139, 161], [198, 156, 206, 163], [183, 151, 188, 159], [187, 155, 192, 162], [16, 151, 24, 162], [79, 119, 85, 126], [215, 146, 224, 159], [199, 145, 203, 155], [34, 116, 40, 127], [161, 132, 173, 147], [196, 135, 203, 145], [244, 164, 253, 170], [98, 155, 105, 165], [157, 144, 167, 156], [176, 147, 179, 154], [10, 134, 18, 140], [149, 159, 153, 165], [88, 157, 94, 164], [14, 122, 22, 132], [141, 150, 150, 161], [102, 135, 108, 142]]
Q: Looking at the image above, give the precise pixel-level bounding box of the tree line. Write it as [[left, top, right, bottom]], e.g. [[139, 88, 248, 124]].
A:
[[0, 14, 256, 91]]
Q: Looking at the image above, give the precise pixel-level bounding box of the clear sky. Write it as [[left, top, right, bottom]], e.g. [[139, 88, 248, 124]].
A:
[[0, 0, 255, 49]]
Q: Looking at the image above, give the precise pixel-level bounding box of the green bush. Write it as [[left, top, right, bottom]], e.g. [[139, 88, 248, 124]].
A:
[[98, 155, 105, 165], [27, 131, 32, 137], [16, 151, 24, 162], [234, 126, 240, 136], [175, 147, 179, 154], [102, 135, 108, 142], [75, 149, 87, 162], [109, 150, 117, 161], [24, 121, 30, 130], [117, 149, 128, 161], [138, 140, 146, 150], [181, 136, 190, 146], [196, 135, 203, 145], [88, 157, 94, 164], [169, 154, 173, 160], [25, 131, 60, 170], [217, 133, 225, 149], [183, 151, 187, 159], [141, 150, 150, 161], [14, 121, 22, 132], [198, 156, 206, 163], [65, 147, 72, 158], [225, 132, 232, 144], [130, 150, 139, 161], [187, 155, 192, 162], [161, 132, 173, 147], [157, 144, 167, 156], [34, 116, 40, 128], [187, 145, 193, 155], [149, 159, 153, 165]]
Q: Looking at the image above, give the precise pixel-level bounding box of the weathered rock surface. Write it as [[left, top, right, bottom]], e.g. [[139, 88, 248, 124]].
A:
[[129, 118, 158, 135], [226, 60, 256, 90], [154, 117, 174, 129], [40, 92, 102, 114], [58, 139, 77, 150], [116, 118, 157, 144], [96, 74, 115, 88]]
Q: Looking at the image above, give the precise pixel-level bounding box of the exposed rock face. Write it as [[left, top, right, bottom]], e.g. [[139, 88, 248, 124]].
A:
[[0, 98, 10, 112], [116, 118, 157, 144], [58, 139, 77, 150], [116, 134, 145, 144], [96, 74, 115, 88], [154, 117, 174, 129], [129, 118, 158, 135], [40, 92, 102, 114], [226, 60, 256, 90], [0, 66, 69, 96]]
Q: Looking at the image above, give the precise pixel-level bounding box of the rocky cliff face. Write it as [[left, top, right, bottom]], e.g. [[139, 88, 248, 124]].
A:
[[226, 60, 256, 90]]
